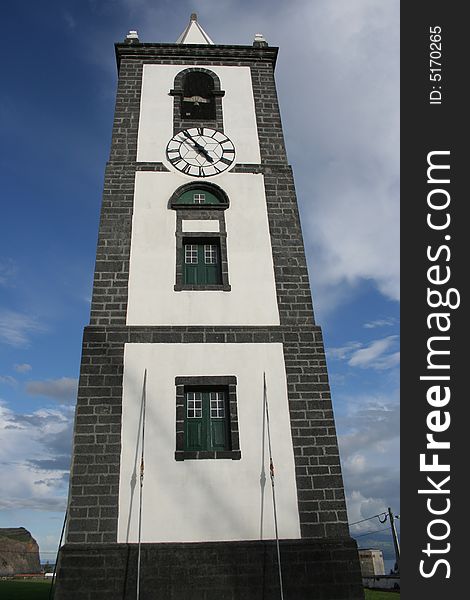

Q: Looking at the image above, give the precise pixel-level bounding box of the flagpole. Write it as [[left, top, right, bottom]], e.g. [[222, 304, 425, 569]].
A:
[[263, 372, 285, 600], [136, 369, 147, 600]]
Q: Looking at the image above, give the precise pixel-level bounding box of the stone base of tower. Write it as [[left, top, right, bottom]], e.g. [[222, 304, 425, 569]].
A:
[[54, 538, 364, 600]]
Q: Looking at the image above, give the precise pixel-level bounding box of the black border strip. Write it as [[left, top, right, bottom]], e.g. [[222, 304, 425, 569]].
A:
[[401, 3, 465, 597]]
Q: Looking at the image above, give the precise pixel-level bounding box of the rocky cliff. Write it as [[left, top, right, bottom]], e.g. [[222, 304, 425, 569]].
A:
[[0, 527, 41, 576]]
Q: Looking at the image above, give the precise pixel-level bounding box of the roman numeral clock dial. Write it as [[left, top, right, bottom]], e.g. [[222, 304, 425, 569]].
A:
[[166, 127, 235, 177]]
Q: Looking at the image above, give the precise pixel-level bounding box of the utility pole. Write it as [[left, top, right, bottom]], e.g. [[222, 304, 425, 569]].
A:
[[388, 507, 400, 573]]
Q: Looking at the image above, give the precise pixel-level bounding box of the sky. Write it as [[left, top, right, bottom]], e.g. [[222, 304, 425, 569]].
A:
[[0, 0, 399, 568]]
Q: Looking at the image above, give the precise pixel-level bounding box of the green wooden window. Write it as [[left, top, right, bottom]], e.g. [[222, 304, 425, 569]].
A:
[[185, 390, 230, 452], [175, 376, 240, 461], [184, 240, 222, 285]]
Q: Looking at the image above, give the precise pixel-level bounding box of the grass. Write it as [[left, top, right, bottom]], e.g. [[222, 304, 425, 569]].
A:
[[0, 580, 399, 600], [0, 579, 51, 600], [365, 589, 400, 600]]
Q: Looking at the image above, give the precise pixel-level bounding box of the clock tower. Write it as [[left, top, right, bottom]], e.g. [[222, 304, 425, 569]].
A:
[[55, 15, 363, 600]]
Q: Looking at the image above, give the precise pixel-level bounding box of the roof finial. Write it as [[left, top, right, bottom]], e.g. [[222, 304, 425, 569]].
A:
[[253, 33, 268, 47], [176, 14, 214, 44], [125, 30, 140, 44]]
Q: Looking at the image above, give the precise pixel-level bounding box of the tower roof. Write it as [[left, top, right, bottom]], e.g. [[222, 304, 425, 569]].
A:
[[176, 13, 214, 45]]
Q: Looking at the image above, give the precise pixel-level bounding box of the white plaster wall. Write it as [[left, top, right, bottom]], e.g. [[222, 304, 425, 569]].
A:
[[126, 171, 280, 326], [182, 219, 219, 232], [137, 64, 261, 165], [117, 343, 301, 543]]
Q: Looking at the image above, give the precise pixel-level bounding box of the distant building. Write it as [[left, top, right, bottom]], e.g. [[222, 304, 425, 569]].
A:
[[0, 527, 41, 576], [359, 549, 386, 577]]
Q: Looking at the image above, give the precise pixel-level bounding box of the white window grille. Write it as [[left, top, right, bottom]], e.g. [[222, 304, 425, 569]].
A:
[[210, 392, 225, 418], [193, 193, 205, 204], [187, 392, 202, 418], [204, 244, 217, 264], [185, 244, 198, 264]]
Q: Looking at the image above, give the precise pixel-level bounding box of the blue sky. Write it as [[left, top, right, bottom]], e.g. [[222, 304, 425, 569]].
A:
[[1, 0, 399, 567]]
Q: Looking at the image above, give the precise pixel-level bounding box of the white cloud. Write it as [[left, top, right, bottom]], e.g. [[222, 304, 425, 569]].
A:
[[329, 336, 400, 371], [345, 467, 399, 528], [346, 490, 388, 531], [346, 453, 367, 475], [364, 318, 396, 329], [338, 396, 399, 455], [26, 377, 78, 403], [0, 375, 17, 386], [275, 0, 399, 314], [0, 309, 45, 347], [14, 363, 32, 373], [335, 391, 399, 528], [0, 402, 73, 511], [328, 341, 363, 361], [348, 336, 399, 370]]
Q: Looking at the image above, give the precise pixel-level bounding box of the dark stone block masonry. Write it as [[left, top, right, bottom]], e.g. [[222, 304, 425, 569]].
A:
[[56, 539, 363, 600]]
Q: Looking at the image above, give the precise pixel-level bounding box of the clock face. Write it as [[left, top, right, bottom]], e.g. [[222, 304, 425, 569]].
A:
[[166, 127, 235, 177]]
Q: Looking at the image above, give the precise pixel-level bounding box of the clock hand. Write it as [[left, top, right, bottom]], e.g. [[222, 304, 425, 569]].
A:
[[195, 145, 214, 163], [181, 130, 199, 145], [181, 130, 192, 139], [181, 131, 214, 162]]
